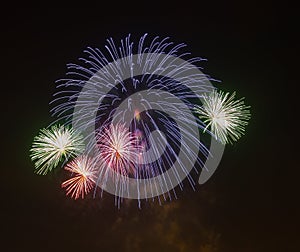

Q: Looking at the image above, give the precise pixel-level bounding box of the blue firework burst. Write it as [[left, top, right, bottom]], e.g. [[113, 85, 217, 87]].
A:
[[46, 34, 251, 207]]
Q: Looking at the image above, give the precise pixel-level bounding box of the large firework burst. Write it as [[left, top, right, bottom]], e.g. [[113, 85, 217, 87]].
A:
[[30, 125, 84, 175], [62, 155, 98, 199], [51, 34, 213, 201], [30, 34, 251, 205], [195, 90, 251, 144]]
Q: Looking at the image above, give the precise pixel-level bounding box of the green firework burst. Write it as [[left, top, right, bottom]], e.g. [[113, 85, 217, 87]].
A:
[[195, 90, 251, 144], [30, 125, 85, 175]]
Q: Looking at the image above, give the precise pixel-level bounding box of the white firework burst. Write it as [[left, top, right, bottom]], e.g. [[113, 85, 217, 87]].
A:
[[195, 90, 251, 144], [30, 125, 85, 175]]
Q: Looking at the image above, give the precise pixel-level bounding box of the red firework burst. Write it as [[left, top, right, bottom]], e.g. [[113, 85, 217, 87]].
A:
[[61, 155, 98, 199]]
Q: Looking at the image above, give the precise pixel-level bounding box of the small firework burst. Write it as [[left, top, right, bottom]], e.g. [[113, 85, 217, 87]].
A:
[[62, 155, 98, 199], [195, 90, 251, 144], [96, 123, 140, 176], [30, 125, 84, 175]]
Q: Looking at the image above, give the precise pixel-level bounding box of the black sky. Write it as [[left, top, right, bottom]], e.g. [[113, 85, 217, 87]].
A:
[[1, 5, 297, 252]]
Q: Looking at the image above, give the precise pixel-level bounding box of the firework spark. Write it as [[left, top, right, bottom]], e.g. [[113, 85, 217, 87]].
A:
[[62, 155, 97, 199], [195, 90, 251, 144], [30, 125, 84, 175]]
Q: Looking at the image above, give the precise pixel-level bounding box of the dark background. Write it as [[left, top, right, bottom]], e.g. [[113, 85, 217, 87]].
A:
[[1, 4, 297, 252]]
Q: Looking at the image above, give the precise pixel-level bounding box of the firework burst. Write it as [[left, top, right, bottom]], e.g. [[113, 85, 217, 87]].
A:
[[51, 34, 212, 201], [62, 155, 98, 199], [96, 123, 140, 176], [195, 90, 251, 144], [30, 125, 84, 175], [28, 34, 252, 205]]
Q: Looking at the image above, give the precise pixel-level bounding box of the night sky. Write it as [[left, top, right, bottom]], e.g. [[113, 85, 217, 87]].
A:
[[2, 5, 297, 252]]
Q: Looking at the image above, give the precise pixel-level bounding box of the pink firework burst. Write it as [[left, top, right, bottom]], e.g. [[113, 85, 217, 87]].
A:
[[96, 123, 140, 176], [61, 156, 98, 199]]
